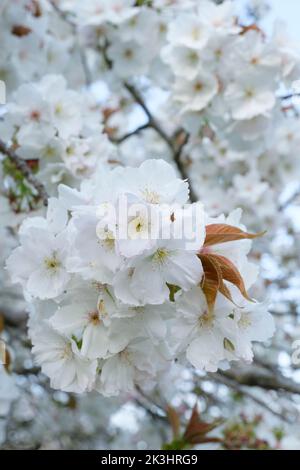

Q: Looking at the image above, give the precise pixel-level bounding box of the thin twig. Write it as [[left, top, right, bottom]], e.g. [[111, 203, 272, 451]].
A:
[[61, 16, 198, 200], [279, 186, 300, 211], [123, 83, 197, 201], [135, 385, 167, 416], [281, 93, 300, 101], [173, 131, 197, 203], [211, 373, 294, 423], [220, 366, 300, 395], [134, 397, 167, 422], [124, 82, 175, 152], [0, 140, 48, 206], [100, 41, 196, 193], [114, 122, 150, 144]]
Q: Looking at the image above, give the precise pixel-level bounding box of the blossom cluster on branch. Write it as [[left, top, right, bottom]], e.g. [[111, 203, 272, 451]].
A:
[[7, 159, 274, 394], [0, 0, 300, 448], [0, 74, 113, 189]]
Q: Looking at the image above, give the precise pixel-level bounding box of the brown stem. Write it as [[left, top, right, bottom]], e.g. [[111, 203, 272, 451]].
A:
[[124, 83, 196, 201], [211, 372, 294, 423], [124, 82, 175, 152], [220, 365, 300, 395], [49, 5, 197, 201], [114, 122, 150, 143]]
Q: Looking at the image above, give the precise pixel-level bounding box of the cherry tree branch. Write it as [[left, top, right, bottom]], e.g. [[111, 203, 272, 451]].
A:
[[123, 83, 196, 201], [113, 122, 150, 144], [279, 186, 300, 211], [124, 82, 175, 152], [0, 140, 48, 206], [48, 9, 195, 201], [173, 131, 197, 202], [281, 93, 300, 101], [98, 43, 196, 198], [220, 366, 300, 395], [212, 372, 294, 423]]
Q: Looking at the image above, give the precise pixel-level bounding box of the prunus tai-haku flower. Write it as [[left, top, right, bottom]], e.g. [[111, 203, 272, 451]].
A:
[[2, 0, 300, 448], [7, 160, 274, 395]]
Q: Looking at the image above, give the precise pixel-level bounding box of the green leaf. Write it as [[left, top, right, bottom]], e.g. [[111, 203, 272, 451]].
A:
[[167, 283, 181, 302]]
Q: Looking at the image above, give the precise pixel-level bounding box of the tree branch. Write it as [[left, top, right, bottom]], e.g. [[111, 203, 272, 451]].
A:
[[279, 186, 300, 211], [220, 365, 300, 395], [124, 82, 175, 152], [114, 122, 150, 144], [0, 140, 48, 206], [173, 131, 197, 203], [123, 83, 196, 201], [49, 7, 198, 200], [281, 93, 300, 101], [211, 372, 294, 423]]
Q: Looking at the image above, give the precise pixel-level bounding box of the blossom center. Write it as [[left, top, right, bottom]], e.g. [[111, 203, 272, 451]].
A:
[[98, 227, 115, 250], [142, 188, 161, 204], [199, 311, 214, 329], [88, 310, 101, 325], [238, 313, 252, 329], [215, 49, 222, 59], [188, 51, 199, 63], [30, 110, 41, 121], [152, 248, 169, 264], [194, 81, 204, 92], [44, 146, 56, 158], [124, 49, 134, 60], [55, 103, 63, 115], [44, 253, 61, 273], [60, 343, 73, 360], [192, 27, 201, 40], [245, 88, 255, 99], [128, 215, 148, 239]]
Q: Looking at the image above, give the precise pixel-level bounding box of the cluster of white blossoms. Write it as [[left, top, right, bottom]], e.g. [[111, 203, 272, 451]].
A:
[[179, 39, 300, 223], [159, 2, 300, 224], [0, 74, 113, 187], [7, 159, 275, 395], [0, 0, 86, 93], [1, 0, 300, 450], [1, 1, 300, 227], [67, 0, 299, 227]]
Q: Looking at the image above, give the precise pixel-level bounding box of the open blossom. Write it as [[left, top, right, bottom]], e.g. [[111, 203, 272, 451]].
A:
[[172, 287, 274, 372], [224, 72, 277, 120], [6, 228, 70, 300], [7, 159, 274, 394], [96, 338, 169, 397], [173, 71, 219, 114], [49, 287, 138, 360], [197, 0, 241, 34], [161, 45, 202, 80], [172, 287, 237, 372], [118, 237, 204, 306], [31, 324, 97, 393], [6, 201, 71, 300], [167, 13, 211, 50], [107, 40, 155, 78]]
